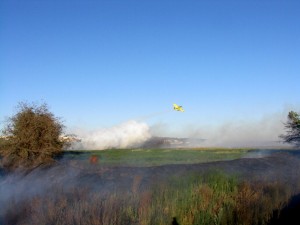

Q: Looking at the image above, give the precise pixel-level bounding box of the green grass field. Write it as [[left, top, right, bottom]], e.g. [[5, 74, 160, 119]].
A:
[[62, 148, 250, 166]]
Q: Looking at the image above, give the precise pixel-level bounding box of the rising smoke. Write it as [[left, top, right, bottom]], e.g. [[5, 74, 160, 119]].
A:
[[70, 120, 151, 150], [68, 107, 298, 150]]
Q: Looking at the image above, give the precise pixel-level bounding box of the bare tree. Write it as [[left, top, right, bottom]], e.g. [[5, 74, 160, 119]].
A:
[[279, 111, 300, 147], [0, 102, 67, 170]]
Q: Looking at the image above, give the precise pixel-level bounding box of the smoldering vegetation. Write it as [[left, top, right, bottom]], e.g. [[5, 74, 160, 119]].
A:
[[1, 149, 300, 225]]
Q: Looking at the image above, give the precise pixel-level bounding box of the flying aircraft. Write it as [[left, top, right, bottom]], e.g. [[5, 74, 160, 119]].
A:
[[173, 103, 184, 112]]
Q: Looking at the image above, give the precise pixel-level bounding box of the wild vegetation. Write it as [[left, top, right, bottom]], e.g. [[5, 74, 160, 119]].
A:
[[0, 170, 297, 225], [0, 102, 67, 171]]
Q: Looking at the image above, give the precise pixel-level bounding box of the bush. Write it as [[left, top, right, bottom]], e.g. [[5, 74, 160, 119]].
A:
[[0, 102, 66, 170]]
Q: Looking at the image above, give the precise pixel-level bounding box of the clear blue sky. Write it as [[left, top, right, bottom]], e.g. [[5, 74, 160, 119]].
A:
[[1, 0, 300, 134]]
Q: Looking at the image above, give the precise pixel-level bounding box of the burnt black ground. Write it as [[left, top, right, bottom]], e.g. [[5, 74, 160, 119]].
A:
[[7, 150, 299, 195]]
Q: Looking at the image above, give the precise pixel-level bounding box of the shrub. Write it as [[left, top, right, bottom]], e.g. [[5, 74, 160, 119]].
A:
[[0, 102, 66, 170]]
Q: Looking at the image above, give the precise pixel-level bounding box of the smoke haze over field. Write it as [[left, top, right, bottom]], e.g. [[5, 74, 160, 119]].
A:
[[68, 108, 297, 150], [199, 111, 294, 147], [150, 109, 294, 148]]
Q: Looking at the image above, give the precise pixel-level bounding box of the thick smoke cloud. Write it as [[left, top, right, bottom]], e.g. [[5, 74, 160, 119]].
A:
[[70, 120, 151, 150]]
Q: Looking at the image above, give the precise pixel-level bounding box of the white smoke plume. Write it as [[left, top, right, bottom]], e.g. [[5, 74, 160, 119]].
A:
[[70, 120, 151, 150]]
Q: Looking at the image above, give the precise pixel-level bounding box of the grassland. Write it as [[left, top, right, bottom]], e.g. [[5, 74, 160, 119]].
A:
[[2, 170, 296, 225], [2, 148, 300, 225], [62, 148, 250, 166]]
